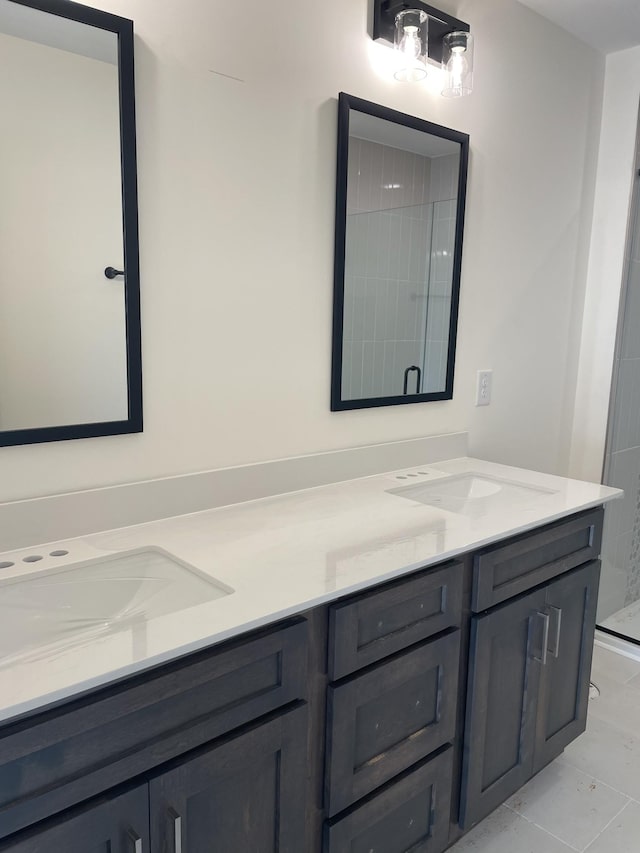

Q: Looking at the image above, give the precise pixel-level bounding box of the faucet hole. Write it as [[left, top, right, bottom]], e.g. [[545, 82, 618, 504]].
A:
[[23, 555, 43, 563], [50, 550, 69, 557], [0, 561, 14, 569]]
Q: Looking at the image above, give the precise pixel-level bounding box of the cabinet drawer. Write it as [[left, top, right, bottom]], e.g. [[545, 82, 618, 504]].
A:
[[329, 561, 463, 680], [325, 630, 460, 816], [472, 507, 603, 612], [324, 748, 453, 853], [0, 619, 307, 841]]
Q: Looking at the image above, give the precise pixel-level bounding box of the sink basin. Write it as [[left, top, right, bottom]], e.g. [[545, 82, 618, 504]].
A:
[[0, 548, 233, 667], [387, 473, 557, 515]]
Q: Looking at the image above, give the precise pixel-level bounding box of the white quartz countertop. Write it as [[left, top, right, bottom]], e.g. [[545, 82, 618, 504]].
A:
[[0, 457, 621, 723]]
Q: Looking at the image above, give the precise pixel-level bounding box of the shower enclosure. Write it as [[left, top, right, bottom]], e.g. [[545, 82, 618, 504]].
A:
[[598, 141, 640, 645], [342, 195, 456, 400]]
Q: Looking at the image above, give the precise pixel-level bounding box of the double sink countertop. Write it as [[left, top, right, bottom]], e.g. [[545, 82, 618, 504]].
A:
[[0, 457, 621, 723]]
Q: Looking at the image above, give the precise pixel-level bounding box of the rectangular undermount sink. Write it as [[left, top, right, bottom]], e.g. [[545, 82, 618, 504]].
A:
[[387, 473, 557, 515], [0, 548, 233, 668]]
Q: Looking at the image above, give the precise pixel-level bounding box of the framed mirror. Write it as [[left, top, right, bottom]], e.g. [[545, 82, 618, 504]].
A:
[[0, 0, 141, 447], [331, 93, 468, 411]]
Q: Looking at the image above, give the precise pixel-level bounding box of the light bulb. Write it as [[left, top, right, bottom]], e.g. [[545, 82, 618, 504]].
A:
[[442, 31, 474, 97], [394, 9, 427, 83], [399, 25, 421, 61], [446, 46, 468, 96]]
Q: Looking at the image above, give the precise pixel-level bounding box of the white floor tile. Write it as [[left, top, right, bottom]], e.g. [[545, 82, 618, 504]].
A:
[[591, 645, 640, 685], [585, 801, 640, 852], [448, 806, 573, 853], [560, 714, 640, 802], [586, 673, 640, 736], [626, 670, 640, 690], [504, 760, 629, 851]]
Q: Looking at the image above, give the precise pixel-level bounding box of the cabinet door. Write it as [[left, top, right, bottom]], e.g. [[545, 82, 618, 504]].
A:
[[533, 561, 601, 773], [150, 705, 307, 853], [0, 785, 149, 853], [460, 587, 546, 830]]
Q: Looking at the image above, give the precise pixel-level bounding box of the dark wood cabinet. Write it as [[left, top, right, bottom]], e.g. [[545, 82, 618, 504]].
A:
[[533, 561, 600, 772], [325, 748, 454, 853], [150, 705, 308, 853], [460, 559, 601, 830], [0, 619, 307, 841], [459, 586, 544, 829], [325, 631, 460, 816], [0, 506, 607, 853], [0, 785, 149, 853]]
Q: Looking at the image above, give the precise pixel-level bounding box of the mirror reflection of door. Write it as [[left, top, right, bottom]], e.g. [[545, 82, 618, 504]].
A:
[[0, 1, 127, 433], [331, 94, 468, 411]]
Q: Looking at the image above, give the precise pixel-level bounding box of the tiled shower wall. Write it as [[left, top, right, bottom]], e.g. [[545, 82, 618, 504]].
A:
[[599, 164, 640, 625], [342, 138, 458, 399]]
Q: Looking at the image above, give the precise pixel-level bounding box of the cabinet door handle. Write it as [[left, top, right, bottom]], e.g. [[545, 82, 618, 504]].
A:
[[127, 829, 143, 853], [548, 605, 562, 659], [533, 611, 550, 665], [168, 807, 182, 853]]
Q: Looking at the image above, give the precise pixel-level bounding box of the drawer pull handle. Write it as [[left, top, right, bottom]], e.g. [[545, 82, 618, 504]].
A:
[[549, 606, 562, 658], [169, 807, 183, 853], [127, 829, 143, 853], [533, 611, 550, 665]]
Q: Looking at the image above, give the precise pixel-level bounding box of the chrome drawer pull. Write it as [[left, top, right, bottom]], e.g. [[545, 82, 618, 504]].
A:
[[169, 807, 183, 853], [533, 611, 550, 665], [127, 829, 143, 853], [549, 606, 562, 659]]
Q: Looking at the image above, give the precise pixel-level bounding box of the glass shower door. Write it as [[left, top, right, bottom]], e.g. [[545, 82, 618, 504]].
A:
[[598, 163, 640, 643]]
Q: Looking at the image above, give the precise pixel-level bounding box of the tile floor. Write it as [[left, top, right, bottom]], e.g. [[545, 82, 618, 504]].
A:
[[450, 643, 640, 853], [601, 598, 640, 644]]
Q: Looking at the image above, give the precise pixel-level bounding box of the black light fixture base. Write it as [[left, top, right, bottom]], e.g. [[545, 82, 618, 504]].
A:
[[373, 0, 469, 64]]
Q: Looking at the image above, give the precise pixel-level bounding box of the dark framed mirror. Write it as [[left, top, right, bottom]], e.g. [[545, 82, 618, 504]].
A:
[[331, 92, 468, 411], [0, 0, 142, 447]]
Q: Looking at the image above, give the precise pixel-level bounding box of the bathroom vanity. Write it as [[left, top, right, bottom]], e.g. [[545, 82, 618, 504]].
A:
[[0, 460, 618, 852]]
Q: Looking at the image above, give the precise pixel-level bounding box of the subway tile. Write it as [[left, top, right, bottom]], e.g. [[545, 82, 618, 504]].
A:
[[350, 276, 366, 343], [350, 340, 364, 399], [370, 341, 385, 398], [368, 141, 384, 212], [342, 275, 355, 342], [341, 342, 352, 400], [382, 340, 397, 396], [364, 211, 382, 279], [611, 360, 637, 451], [361, 341, 375, 399], [607, 448, 640, 532]]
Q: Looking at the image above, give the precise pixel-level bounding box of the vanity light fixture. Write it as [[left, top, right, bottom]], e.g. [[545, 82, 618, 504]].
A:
[[373, 1, 473, 97]]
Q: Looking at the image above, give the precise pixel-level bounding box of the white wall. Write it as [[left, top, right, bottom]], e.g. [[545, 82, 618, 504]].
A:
[[569, 46, 640, 483], [0, 0, 605, 502]]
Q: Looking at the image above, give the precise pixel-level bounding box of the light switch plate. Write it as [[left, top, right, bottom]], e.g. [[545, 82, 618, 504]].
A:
[[476, 370, 493, 406]]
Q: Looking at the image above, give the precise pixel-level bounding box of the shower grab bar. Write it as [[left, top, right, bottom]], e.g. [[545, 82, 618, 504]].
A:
[[403, 365, 422, 395]]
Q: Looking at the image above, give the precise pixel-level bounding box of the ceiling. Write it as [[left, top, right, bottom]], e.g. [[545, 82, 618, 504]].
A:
[[518, 0, 640, 54]]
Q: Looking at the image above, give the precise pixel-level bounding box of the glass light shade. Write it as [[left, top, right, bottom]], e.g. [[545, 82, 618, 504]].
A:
[[394, 9, 428, 82], [442, 31, 474, 97]]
